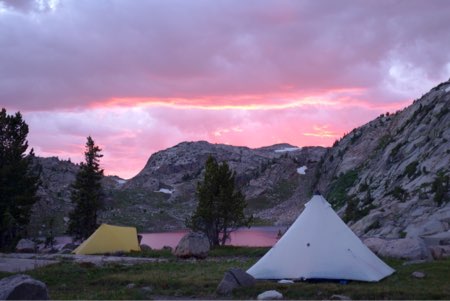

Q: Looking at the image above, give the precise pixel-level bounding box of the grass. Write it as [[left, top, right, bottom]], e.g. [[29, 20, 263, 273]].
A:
[[1, 250, 449, 299]]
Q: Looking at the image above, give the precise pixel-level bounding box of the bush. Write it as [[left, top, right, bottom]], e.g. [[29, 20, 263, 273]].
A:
[[431, 172, 449, 205], [391, 186, 409, 202], [327, 170, 358, 209], [404, 161, 419, 179], [343, 196, 375, 223], [377, 134, 392, 151]]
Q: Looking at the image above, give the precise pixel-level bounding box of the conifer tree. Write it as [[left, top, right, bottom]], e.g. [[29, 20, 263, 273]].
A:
[[68, 136, 104, 240], [0, 108, 39, 250], [187, 155, 252, 246]]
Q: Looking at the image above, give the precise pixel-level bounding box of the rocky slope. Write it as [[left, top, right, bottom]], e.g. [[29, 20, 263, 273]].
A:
[[104, 142, 325, 231], [316, 80, 450, 240], [27, 157, 125, 237]]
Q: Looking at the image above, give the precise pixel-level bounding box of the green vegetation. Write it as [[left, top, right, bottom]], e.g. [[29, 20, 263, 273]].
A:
[[390, 142, 405, 158], [376, 134, 392, 151], [1, 254, 449, 299], [0, 108, 39, 251], [364, 220, 381, 233], [431, 171, 449, 205], [272, 178, 298, 201], [327, 170, 358, 209], [390, 186, 409, 202], [404, 161, 419, 179], [68, 136, 104, 240], [343, 195, 375, 223], [187, 155, 252, 246]]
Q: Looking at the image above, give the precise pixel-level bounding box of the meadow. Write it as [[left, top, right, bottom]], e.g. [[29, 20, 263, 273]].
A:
[[1, 247, 449, 300]]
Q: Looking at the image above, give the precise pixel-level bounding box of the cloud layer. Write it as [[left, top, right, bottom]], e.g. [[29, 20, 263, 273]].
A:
[[1, 0, 450, 178]]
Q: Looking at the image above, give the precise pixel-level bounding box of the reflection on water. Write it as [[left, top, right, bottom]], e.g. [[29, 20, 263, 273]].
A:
[[140, 226, 285, 249]]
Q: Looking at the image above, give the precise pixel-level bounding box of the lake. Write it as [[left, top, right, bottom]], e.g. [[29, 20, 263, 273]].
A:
[[140, 226, 285, 249]]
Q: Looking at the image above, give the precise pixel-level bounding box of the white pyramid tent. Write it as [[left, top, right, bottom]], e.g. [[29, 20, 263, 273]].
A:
[[247, 195, 395, 282]]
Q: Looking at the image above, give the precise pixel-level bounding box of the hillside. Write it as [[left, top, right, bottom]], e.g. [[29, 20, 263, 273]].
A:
[[317, 80, 450, 239], [102, 142, 325, 231]]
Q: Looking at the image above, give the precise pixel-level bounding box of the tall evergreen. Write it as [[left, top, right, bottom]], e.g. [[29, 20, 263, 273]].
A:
[[187, 155, 252, 246], [68, 136, 104, 240], [0, 108, 39, 250]]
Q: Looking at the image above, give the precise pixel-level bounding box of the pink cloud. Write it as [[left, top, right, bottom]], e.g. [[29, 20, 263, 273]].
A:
[[24, 101, 385, 179], [2, 0, 450, 178]]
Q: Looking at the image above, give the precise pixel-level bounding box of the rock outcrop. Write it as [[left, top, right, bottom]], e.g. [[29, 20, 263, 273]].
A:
[[15, 239, 36, 253], [364, 237, 431, 260], [316, 79, 450, 240], [257, 290, 283, 300], [173, 232, 210, 259], [0, 274, 49, 300], [217, 268, 256, 295]]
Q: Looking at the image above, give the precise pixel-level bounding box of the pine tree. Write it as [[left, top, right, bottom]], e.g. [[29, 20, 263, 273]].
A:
[[0, 108, 39, 250], [68, 136, 104, 240], [187, 155, 252, 246]]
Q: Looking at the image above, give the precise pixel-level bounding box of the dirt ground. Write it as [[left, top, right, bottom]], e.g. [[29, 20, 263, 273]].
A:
[[0, 253, 166, 273]]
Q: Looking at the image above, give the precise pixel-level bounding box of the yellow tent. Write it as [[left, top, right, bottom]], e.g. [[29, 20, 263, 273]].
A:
[[73, 224, 141, 255]]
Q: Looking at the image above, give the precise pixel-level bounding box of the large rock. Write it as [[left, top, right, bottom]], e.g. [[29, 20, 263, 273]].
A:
[[0, 274, 49, 300], [422, 230, 450, 246], [405, 219, 447, 237], [15, 239, 36, 253], [216, 268, 256, 295], [173, 232, 209, 259], [257, 290, 283, 300], [377, 237, 431, 260], [363, 237, 386, 254]]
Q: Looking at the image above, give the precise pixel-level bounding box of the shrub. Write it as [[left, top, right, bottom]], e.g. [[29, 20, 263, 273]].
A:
[[327, 170, 358, 209], [391, 186, 409, 202], [431, 172, 449, 206], [376, 134, 392, 151], [404, 161, 419, 179]]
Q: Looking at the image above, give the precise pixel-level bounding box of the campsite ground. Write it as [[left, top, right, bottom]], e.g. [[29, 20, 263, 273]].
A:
[[0, 247, 449, 300]]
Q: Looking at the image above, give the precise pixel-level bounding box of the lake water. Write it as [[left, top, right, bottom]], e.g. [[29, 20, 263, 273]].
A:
[[140, 226, 285, 249]]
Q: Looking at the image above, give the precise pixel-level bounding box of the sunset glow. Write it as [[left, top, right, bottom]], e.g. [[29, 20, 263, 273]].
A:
[[1, 0, 450, 179]]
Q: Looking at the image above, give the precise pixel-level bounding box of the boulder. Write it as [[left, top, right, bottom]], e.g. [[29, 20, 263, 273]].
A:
[[363, 237, 386, 254], [405, 219, 446, 237], [330, 294, 352, 300], [422, 230, 450, 246], [429, 246, 446, 260], [140, 244, 152, 251], [15, 239, 36, 253], [216, 268, 256, 295], [377, 237, 431, 260], [411, 271, 425, 278], [173, 232, 209, 259], [0, 274, 49, 300], [257, 290, 283, 300], [61, 242, 79, 251]]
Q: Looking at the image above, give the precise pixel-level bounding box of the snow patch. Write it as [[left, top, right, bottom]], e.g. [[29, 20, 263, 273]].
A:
[[297, 166, 307, 175], [116, 179, 127, 185], [275, 147, 301, 153], [445, 86, 450, 92], [157, 188, 173, 194]]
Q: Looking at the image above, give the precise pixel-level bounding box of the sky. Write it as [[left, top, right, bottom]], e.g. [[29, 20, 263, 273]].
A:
[[1, 0, 450, 179]]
